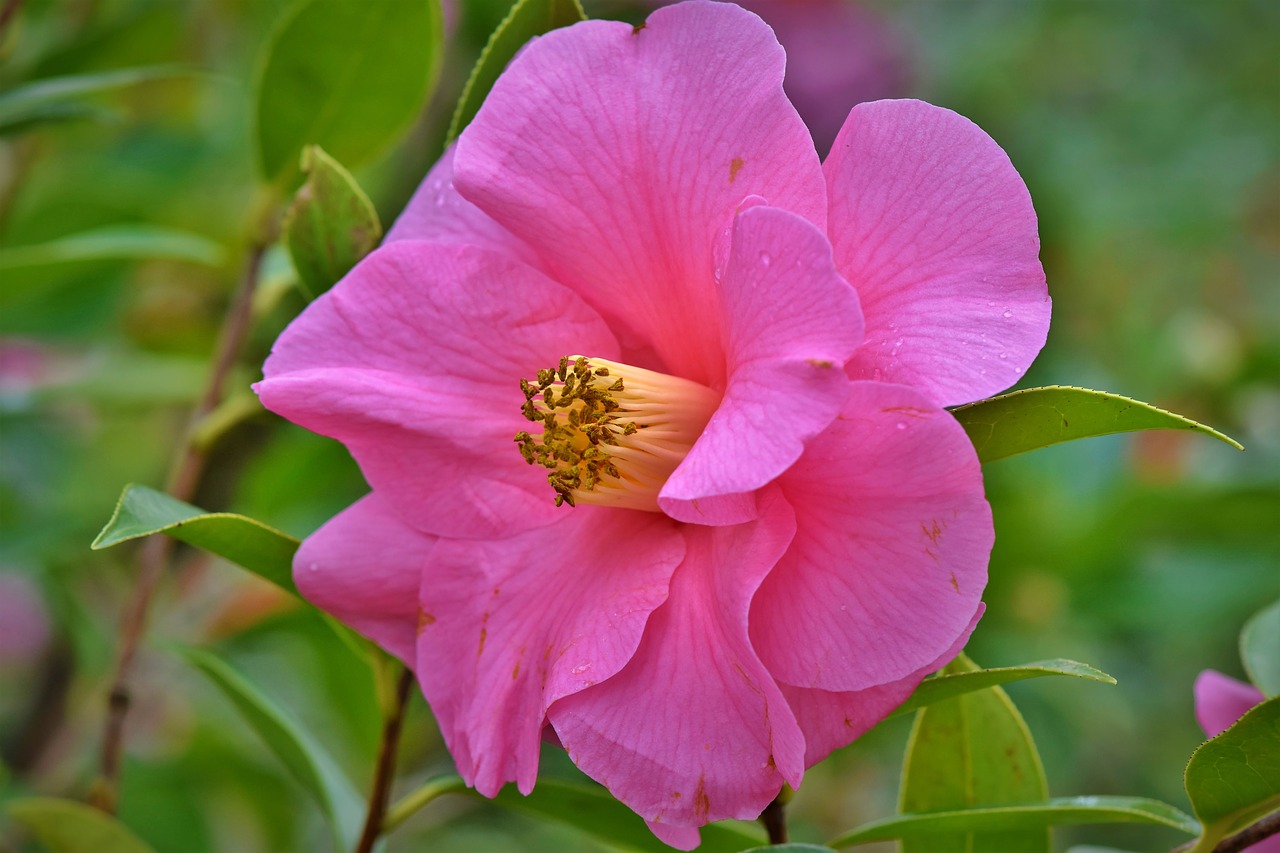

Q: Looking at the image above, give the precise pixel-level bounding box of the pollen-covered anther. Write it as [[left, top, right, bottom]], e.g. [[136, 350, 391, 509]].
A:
[[515, 356, 719, 511]]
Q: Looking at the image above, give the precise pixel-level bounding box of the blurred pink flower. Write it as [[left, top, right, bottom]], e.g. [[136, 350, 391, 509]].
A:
[[257, 1, 1047, 844], [1195, 669, 1265, 738], [658, 0, 912, 154], [0, 572, 51, 665]]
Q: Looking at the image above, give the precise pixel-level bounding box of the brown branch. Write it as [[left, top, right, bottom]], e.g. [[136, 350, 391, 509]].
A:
[[0, 0, 25, 40], [355, 666, 415, 853], [1172, 810, 1280, 853], [91, 214, 273, 813], [760, 793, 788, 845]]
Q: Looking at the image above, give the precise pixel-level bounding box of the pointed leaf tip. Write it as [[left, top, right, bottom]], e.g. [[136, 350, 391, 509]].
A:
[[952, 386, 1242, 464]]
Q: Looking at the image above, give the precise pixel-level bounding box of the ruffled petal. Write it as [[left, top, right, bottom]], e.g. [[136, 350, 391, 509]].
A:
[[454, 1, 826, 387], [780, 604, 983, 767], [385, 145, 544, 271], [293, 493, 434, 663], [824, 99, 1050, 406], [660, 205, 862, 525], [256, 241, 618, 540], [548, 490, 802, 829], [1194, 669, 1265, 739], [416, 509, 684, 797], [751, 381, 992, 692]]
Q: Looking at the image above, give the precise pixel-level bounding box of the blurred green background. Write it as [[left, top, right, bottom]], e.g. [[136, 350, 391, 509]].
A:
[[0, 0, 1276, 851]]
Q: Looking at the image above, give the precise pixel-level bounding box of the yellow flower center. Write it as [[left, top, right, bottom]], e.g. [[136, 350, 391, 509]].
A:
[[515, 356, 719, 511]]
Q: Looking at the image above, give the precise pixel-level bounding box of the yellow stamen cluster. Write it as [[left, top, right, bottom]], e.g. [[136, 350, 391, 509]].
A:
[[515, 355, 719, 511]]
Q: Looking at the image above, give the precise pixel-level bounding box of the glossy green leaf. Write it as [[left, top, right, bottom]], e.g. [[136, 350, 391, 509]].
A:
[[1184, 695, 1280, 850], [952, 386, 1242, 463], [447, 0, 586, 143], [0, 226, 224, 270], [899, 653, 1050, 853], [92, 484, 299, 596], [1242, 599, 1280, 698], [494, 777, 765, 853], [176, 647, 365, 851], [829, 797, 1198, 847], [6, 797, 157, 853], [740, 846, 834, 853], [255, 0, 444, 183], [283, 145, 382, 300], [0, 66, 192, 134], [389, 775, 763, 853], [893, 658, 1115, 718]]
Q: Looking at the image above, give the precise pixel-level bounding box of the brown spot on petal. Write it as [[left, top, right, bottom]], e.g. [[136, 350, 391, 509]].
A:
[[632, 21, 646, 34], [512, 663, 520, 679], [416, 609, 436, 633], [882, 405, 932, 418], [950, 572, 960, 592], [766, 754, 776, 771], [729, 157, 745, 184], [806, 358, 834, 369], [693, 776, 710, 821]]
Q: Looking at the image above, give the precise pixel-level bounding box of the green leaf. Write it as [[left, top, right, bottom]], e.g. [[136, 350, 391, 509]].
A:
[[828, 797, 1199, 848], [283, 145, 382, 300], [492, 777, 765, 853], [255, 0, 445, 183], [6, 797, 157, 853], [92, 484, 299, 596], [0, 226, 224, 270], [898, 653, 1050, 853], [176, 647, 365, 851], [0, 66, 193, 134], [447, 0, 587, 143], [951, 386, 1242, 464], [1184, 695, 1280, 851], [741, 846, 834, 853], [892, 658, 1116, 718], [386, 775, 764, 851], [1242, 599, 1280, 698]]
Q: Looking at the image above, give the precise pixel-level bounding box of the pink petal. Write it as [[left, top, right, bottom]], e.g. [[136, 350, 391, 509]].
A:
[[751, 381, 992, 692], [416, 509, 684, 797], [454, 1, 826, 387], [256, 241, 618, 540], [1195, 669, 1266, 739], [548, 489, 803, 828], [385, 145, 544, 271], [660, 205, 862, 525], [781, 604, 983, 767], [293, 493, 433, 664], [645, 821, 701, 851], [824, 99, 1050, 407]]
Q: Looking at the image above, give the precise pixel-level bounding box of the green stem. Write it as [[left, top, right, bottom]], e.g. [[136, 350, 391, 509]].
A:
[[381, 776, 468, 835]]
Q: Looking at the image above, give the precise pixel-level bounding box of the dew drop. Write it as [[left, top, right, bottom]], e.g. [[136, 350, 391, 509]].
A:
[[759, 252, 772, 267], [895, 421, 907, 431], [1002, 309, 1013, 318], [571, 664, 589, 675], [434, 194, 447, 208], [998, 351, 1008, 360]]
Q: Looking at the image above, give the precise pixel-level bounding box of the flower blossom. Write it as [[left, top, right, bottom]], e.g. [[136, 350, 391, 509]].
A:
[[1195, 669, 1266, 738], [255, 1, 1049, 846]]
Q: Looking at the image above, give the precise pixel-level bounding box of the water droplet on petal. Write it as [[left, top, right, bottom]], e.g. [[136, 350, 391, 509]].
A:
[[895, 421, 907, 430], [1002, 309, 1013, 318], [571, 664, 589, 675], [998, 352, 1008, 360], [759, 252, 772, 267], [979, 368, 987, 376]]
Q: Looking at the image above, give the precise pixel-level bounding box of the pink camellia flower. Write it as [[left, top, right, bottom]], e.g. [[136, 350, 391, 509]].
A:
[[1195, 669, 1266, 738], [256, 1, 1048, 846]]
